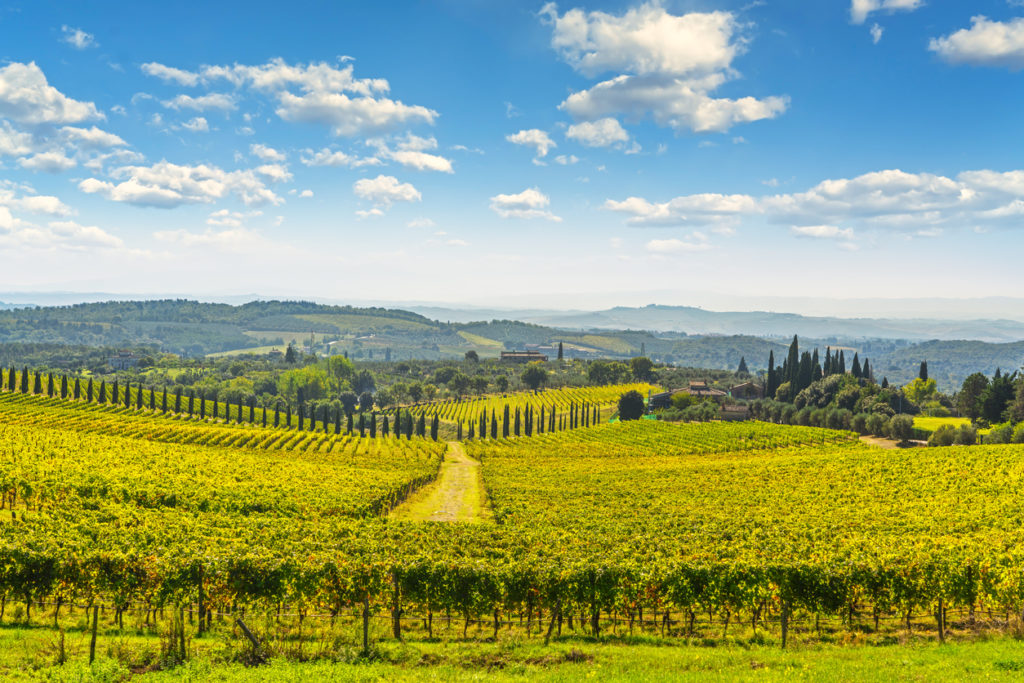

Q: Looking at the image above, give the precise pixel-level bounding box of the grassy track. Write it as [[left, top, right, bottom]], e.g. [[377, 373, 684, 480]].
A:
[[390, 442, 492, 523]]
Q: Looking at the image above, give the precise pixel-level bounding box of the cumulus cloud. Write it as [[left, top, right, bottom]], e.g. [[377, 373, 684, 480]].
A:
[[141, 62, 200, 86], [850, 0, 923, 25], [929, 16, 1024, 69], [162, 93, 236, 111], [870, 24, 884, 44], [791, 225, 855, 240], [506, 129, 556, 159], [566, 117, 632, 148], [79, 161, 282, 208], [645, 237, 711, 253], [300, 147, 381, 168], [179, 117, 209, 132], [153, 226, 282, 253], [554, 154, 579, 165], [407, 217, 435, 228], [47, 220, 122, 248], [489, 187, 562, 221], [353, 174, 421, 207], [298, 189, 313, 198], [0, 121, 33, 157], [369, 134, 453, 172], [542, 3, 787, 134], [140, 58, 439, 137], [60, 125, 127, 149], [60, 26, 97, 50], [19, 151, 77, 173], [250, 143, 286, 162], [606, 167, 1024, 238], [0, 62, 101, 125]]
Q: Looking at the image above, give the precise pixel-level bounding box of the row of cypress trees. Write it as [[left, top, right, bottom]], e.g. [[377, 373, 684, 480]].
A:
[[0, 367, 441, 441], [457, 401, 602, 440], [765, 336, 877, 399]]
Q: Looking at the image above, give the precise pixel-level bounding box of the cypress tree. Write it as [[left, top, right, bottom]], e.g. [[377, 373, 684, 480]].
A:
[[838, 351, 846, 374], [359, 413, 365, 437], [558, 342, 564, 361], [919, 361, 928, 381], [851, 353, 862, 379], [298, 404, 304, 430], [539, 405, 545, 434], [60, 375, 68, 399], [503, 405, 510, 438], [46, 373, 53, 397], [73, 377, 80, 400], [212, 395, 219, 421], [457, 421, 463, 441], [174, 387, 182, 413], [147, 387, 153, 410], [335, 408, 341, 434], [882, 377, 889, 389], [405, 411, 413, 440], [347, 411, 353, 433], [798, 352, 813, 392], [188, 390, 194, 416], [766, 350, 777, 398], [811, 348, 822, 383], [431, 415, 439, 441], [7, 367, 15, 392], [99, 380, 107, 404], [786, 335, 800, 386], [824, 348, 832, 376], [490, 410, 498, 439], [370, 412, 377, 438], [200, 394, 206, 419], [862, 358, 872, 382], [737, 357, 749, 375], [274, 404, 281, 428], [514, 408, 521, 437], [86, 378, 93, 402], [162, 388, 168, 413], [286, 404, 292, 428], [21, 367, 29, 394], [382, 414, 390, 437], [250, 399, 256, 424], [418, 413, 426, 437]]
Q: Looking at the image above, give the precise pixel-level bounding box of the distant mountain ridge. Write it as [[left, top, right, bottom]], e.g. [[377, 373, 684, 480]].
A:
[[409, 304, 1024, 344]]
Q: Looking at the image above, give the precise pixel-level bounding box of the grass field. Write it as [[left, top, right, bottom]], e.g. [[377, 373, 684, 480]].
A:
[[295, 313, 436, 333]]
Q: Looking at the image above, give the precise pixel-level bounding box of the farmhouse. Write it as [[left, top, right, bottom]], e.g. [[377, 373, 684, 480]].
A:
[[648, 380, 728, 409], [108, 351, 138, 371], [500, 350, 548, 363], [729, 381, 764, 400]]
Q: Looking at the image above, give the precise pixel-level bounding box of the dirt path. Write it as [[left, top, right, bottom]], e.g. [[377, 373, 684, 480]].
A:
[[859, 435, 900, 449], [390, 442, 492, 523]]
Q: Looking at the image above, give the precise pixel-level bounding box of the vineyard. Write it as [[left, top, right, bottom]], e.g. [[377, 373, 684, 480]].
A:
[[6, 401, 1024, 661]]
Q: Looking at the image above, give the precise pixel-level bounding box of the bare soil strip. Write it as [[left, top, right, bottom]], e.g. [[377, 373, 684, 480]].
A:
[[390, 442, 492, 523]]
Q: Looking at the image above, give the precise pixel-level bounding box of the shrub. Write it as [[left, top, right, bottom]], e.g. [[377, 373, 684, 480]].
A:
[[851, 413, 869, 435], [954, 424, 977, 445], [618, 390, 645, 421], [985, 423, 1013, 444], [888, 415, 915, 443], [928, 424, 957, 447], [1014, 423, 1024, 444], [867, 413, 887, 436]]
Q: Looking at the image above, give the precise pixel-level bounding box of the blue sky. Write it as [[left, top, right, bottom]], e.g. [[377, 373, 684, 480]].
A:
[[2, 0, 1024, 309]]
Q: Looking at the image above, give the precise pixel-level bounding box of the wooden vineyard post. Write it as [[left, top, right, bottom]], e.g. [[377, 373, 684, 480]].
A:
[[362, 596, 370, 654], [781, 600, 790, 649], [89, 605, 99, 664]]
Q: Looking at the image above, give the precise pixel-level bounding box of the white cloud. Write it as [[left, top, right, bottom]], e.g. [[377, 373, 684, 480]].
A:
[[250, 143, 286, 162], [645, 238, 711, 253], [850, 0, 923, 25], [298, 189, 313, 198], [870, 24, 884, 44], [206, 209, 261, 227], [543, 3, 787, 134], [0, 185, 73, 216], [489, 187, 562, 221], [607, 167, 1024, 237], [356, 208, 385, 218], [300, 147, 381, 167], [48, 220, 122, 248], [179, 117, 209, 132], [369, 135, 453, 172], [141, 58, 438, 137], [255, 163, 293, 182], [446, 238, 469, 247], [929, 16, 1024, 69], [0, 121, 33, 157], [605, 193, 759, 226], [353, 174, 421, 206], [791, 225, 855, 240], [162, 93, 236, 111], [60, 125, 127, 149], [561, 73, 788, 134], [506, 129, 556, 159], [566, 117, 631, 148], [79, 161, 282, 207], [19, 151, 77, 173], [554, 154, 579, 165], [153, 226, 281, 253], [60, 26, 97, 50], [141, 62, 200, 86], [407, 217, 435, 228], [0, 62, 101, 125], [541, 3, 739, 78]]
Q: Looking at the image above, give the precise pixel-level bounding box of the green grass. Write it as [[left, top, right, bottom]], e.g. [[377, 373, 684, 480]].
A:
[[456, 331, 504, 348], [7, 623, 1024, 682], [914, 416, 990, 435], [207, 345, 286, 358]]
